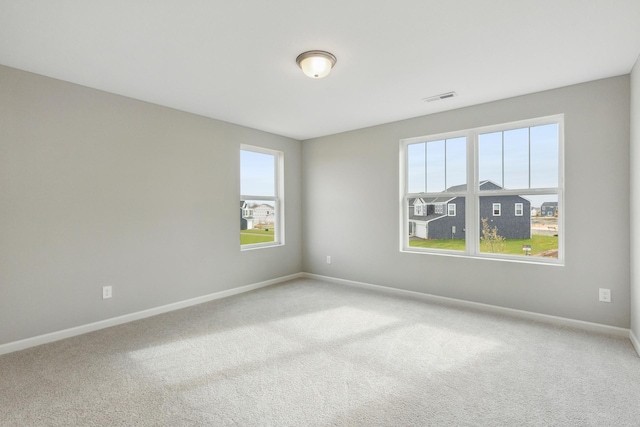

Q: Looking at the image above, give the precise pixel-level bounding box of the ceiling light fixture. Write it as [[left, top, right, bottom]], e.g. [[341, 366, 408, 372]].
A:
[[296, 50, 337, 79]]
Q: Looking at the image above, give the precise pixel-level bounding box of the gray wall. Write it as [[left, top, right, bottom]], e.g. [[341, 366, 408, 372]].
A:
[[0, 65, 302, 345], [631, 56, 640, 338], [302, 76, 630, 328]]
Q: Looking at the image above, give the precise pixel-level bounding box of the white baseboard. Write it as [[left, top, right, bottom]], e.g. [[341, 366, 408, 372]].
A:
[[630, 329, 640, 357], [4, 272, 633, 357], [0, 273, 303, 356], [302, 273, 631, 338]]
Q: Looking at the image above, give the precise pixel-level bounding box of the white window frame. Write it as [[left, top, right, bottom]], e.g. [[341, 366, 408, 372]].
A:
[[400, 114, 564, 264], [415, 202, 423, 216], [492, 203, 501, 216], [515, 203, 523, 216], [240, 145, 284, 250], [448, 203, 456, 216]]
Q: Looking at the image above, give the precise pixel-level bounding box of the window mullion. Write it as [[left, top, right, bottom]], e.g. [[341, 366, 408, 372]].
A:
[[467, 131, 479, 256], [528, 127, 531, 189]]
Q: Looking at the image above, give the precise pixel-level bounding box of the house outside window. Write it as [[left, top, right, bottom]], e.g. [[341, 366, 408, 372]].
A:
[[401, 115, 563, 263], [240, 145, 284, 249]]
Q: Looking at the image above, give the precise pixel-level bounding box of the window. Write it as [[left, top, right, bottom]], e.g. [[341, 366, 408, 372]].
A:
[[515, 203, 523, 216], [240, 145, 283, 249], [414, 201, 423, 216], [401, 115, 563, 263]]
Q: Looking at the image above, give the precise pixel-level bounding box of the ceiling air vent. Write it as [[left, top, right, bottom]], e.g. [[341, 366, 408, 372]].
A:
[[422, 91, 457, 103]]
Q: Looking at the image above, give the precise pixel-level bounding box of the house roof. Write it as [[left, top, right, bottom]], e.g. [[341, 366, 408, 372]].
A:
[[414, 180, 502, 197], [417, 196, 455, 204], [409, 212, 447, 223], [408, 198, 448, 222]]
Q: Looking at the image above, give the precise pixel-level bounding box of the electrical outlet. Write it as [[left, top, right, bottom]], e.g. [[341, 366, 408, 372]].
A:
[[598, 288, 611, 303], [326, 255, 331, 264], [102, 286, 112, 299]]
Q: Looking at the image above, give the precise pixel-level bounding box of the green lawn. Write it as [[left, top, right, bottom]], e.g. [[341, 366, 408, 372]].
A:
[[409, 234, 558, 257], [241, 228, 275, 245], [409, 238, 466, 251]]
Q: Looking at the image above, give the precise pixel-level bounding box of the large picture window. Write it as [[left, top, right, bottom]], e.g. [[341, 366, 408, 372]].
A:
[[401, 115, 563, 263], [240, 145, 283, 249]]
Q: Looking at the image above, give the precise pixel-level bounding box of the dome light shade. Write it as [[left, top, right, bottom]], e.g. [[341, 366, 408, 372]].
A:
[[296, 50, 337, 79]]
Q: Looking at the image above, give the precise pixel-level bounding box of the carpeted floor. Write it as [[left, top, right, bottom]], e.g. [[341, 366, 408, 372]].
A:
[[1, 278, 639, 426]]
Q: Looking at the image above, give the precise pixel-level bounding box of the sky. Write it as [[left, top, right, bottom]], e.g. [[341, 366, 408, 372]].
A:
[[240, 149, 275, 197]]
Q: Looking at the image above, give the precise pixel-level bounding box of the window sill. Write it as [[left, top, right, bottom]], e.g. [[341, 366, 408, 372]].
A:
[[400, 247, 564, 266], [241, 242, 284, 251]]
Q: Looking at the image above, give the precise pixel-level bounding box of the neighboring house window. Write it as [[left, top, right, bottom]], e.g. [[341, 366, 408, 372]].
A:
[[415, 203, 423, 216], [401, 115, 563, 263], [515, 203, 523, 216], [240, 145, 284, 249]]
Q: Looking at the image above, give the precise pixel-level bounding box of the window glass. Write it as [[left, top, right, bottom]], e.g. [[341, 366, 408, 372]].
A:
[[240, 147, 282, 248], [408, 138, 467, 193], [446, 137, 467, 189], [426, 140, 445, 192], [407, 143, 426, 193], [479, 132, 503, 187], [530, 124, 559, 188], [479, 194, 558, 258], [240, 200, 276, 245], [407, 197, 466, 251], [480, 124, 558, 192], [503, 128, 529, 189], [241, 150, 275, 197]]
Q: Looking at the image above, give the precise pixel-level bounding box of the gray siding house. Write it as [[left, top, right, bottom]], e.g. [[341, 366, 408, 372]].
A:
[[240, 201, 254, 230], [540, 202, 558, 217], [409, 181, 531, 240]]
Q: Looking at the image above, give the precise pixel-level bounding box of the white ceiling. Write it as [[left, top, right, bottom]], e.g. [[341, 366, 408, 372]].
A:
[[1, 1, 639, 140]]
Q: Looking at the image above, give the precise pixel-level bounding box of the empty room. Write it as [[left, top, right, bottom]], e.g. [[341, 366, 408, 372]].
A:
[[2, 1, 640, 425]]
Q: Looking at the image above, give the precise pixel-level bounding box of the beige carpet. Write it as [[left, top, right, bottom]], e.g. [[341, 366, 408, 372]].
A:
[[1, 278, 640, 426]]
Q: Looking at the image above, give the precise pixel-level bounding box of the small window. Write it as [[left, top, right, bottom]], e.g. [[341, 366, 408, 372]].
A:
[[515, 203, 523, 216], [493, 203, 501, 216], [448, 203, 456, 216], [240, 146, 283, 249]]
